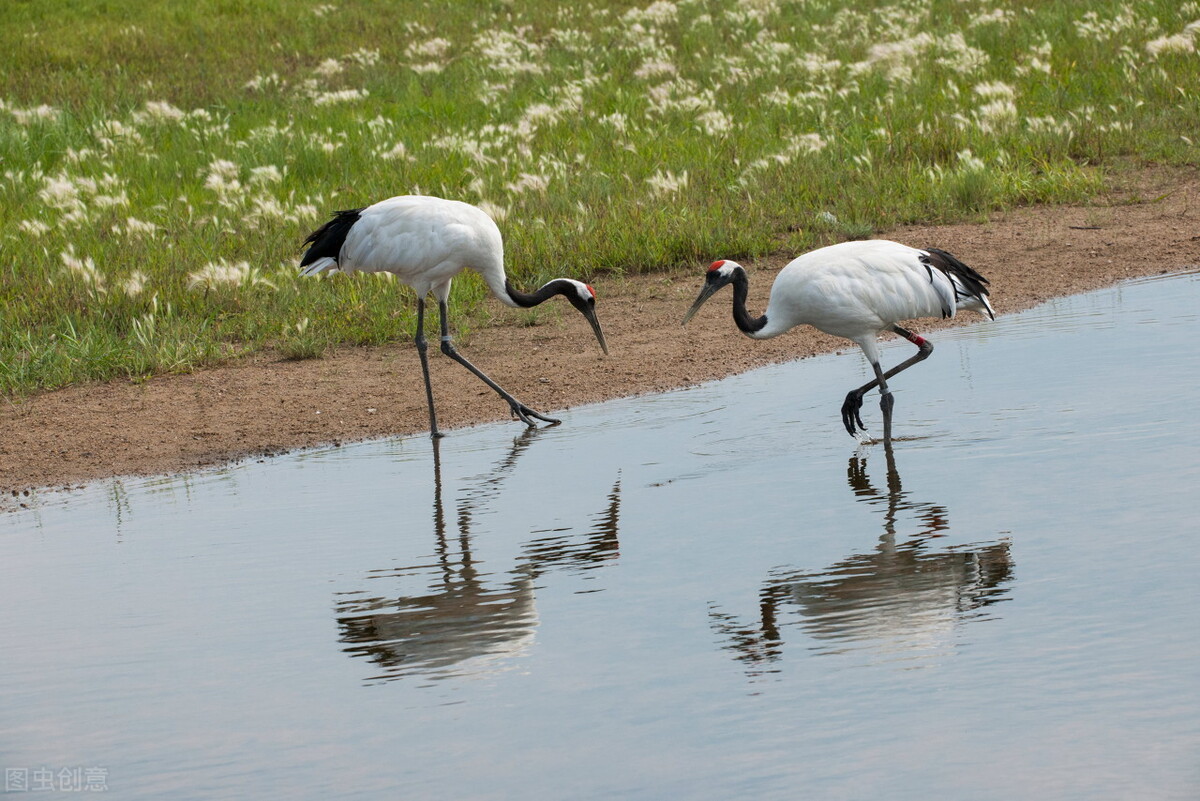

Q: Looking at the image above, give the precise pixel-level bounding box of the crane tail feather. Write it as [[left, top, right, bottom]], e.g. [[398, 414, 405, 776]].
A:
[[921, 247, 994, 320], [299, 207, 364, 274]]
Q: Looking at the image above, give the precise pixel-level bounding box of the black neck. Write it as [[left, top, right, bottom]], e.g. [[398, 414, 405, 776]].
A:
[[505, 278, 565, 308], [731, 270, 768, 335]]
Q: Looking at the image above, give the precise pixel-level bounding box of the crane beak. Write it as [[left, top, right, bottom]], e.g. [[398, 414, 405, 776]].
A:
[[681, 283, 720, 326], [583, 306, 609, 355]]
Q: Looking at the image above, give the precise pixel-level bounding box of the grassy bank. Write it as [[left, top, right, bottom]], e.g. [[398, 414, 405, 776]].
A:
[[1, 0, 1196, 394]]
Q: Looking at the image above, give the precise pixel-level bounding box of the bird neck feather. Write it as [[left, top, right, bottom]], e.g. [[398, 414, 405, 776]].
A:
[[730, 269, 769, 336], [504, 278, 564, 308]]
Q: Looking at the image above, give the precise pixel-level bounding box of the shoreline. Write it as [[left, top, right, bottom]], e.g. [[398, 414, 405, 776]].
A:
[[3, 166, 1197, 496]]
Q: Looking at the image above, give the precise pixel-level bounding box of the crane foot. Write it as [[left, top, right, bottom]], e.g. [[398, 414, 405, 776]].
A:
[[510, 402, 561, 428], [841, 390, 867, 435]]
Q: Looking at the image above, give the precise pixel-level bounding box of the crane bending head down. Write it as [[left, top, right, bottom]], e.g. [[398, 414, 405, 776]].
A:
[[300, 195, 608, 438]]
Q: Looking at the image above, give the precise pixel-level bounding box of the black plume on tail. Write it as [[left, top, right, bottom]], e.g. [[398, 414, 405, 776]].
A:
[[300, 208, 364, 268], [921, 247, 992, 307]]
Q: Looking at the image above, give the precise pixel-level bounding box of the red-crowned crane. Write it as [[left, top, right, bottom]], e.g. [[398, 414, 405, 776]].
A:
[[681, 239, 994, 443], [300, 195, 608, 438]]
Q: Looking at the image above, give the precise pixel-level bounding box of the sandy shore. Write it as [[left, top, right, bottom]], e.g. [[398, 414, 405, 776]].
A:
[[3, 166, 1197, 495]]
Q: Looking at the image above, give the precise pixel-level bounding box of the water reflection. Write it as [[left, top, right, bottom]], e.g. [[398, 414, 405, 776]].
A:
[[335, 430, 621, 684], [712, 445, 1013, 674]]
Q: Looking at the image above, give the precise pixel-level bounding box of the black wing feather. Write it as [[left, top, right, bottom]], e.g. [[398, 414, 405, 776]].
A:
[[300, 207, 364, 268], [920, 247, 991, 303]]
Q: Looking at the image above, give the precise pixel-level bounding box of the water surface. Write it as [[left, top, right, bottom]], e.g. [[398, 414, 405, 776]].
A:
[[3, 271, 1198, 799]]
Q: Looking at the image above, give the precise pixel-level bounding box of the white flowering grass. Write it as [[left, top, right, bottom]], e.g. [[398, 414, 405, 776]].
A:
[[0, 0, 1195, 394], [187, 260, 277, 292]]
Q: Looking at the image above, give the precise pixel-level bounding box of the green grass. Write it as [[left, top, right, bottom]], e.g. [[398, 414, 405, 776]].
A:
[[1, 0, 1197, 395]]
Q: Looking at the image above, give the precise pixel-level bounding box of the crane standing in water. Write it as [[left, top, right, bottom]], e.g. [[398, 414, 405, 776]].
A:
[[300, 195, 608, 438], [682, 239, 994, 443]]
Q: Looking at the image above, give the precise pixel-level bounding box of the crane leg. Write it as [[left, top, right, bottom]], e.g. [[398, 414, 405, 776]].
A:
[[436, 300, 561, 428], [874, 361, 895, 445], [841, 326, 934, 438], [414, 298, 443, 438]]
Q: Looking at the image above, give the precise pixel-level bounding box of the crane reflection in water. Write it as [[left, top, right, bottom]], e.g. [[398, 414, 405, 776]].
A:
[[710, 445, 1014, 675], [335, 429, 621, 684]]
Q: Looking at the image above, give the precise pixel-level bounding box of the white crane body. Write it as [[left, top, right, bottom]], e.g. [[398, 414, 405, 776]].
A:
[[755, 240, 993, 363], [301, 196, 512, 303]]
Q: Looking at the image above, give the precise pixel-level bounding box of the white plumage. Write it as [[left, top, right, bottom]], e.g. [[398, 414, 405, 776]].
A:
[[302, 197, 506, 299], [301, 195, 608, 438], [682, 239, 994, 442]]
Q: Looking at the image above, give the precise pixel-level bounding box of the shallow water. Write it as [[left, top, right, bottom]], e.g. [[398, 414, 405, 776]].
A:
[[3, 271, 1199, 799]]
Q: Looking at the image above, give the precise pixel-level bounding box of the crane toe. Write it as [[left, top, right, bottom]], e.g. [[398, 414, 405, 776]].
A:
[[841, 390, 867, 436], [510, 401, 561, 428]]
